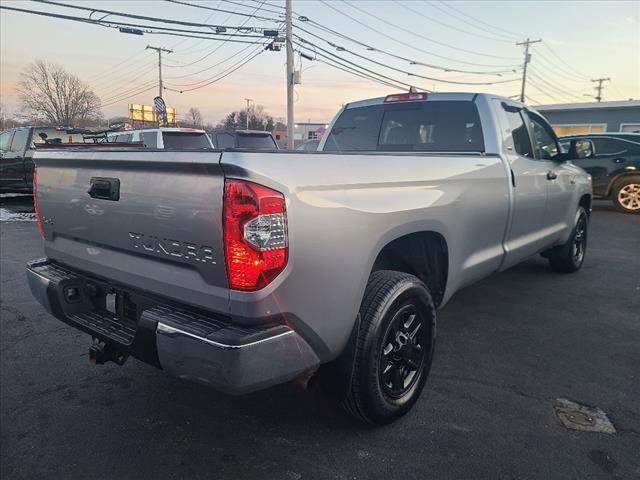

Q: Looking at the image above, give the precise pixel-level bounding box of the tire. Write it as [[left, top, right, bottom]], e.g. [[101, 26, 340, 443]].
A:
[[611, 176, 640, 214], [342, 270, 436, 425], [546, 207, 588, 273]]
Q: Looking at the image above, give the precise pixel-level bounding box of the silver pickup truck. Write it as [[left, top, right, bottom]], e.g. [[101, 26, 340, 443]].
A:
[[27, 92, 592, 424]]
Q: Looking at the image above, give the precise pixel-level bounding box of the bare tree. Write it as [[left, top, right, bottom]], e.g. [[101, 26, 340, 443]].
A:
[[186, 107, 203, 128], [17, 60, 103, 126]]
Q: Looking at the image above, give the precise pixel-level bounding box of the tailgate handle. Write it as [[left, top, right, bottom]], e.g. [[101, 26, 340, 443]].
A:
[[88, 177, 120, 201]]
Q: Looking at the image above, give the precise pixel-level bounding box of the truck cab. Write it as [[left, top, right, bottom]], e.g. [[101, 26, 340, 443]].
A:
[[0, 126, 85, 193]]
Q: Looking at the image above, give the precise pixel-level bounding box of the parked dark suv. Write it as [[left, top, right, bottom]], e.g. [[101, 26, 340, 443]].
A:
[[0, 126, 85, 193], [560, 133, 640, 214], [209, 129, 278, 150]]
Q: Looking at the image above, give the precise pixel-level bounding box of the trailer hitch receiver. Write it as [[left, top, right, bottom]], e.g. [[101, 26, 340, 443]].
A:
[[89, 342, 129, 366]]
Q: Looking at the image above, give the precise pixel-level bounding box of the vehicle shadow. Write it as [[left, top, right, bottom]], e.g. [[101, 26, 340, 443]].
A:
[[0, 194, 34, 213]]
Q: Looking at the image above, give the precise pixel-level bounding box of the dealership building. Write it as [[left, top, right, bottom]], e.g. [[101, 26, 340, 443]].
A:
[[536, 100, 640, 136]]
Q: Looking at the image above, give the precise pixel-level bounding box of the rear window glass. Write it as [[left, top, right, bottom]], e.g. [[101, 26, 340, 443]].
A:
[[214, 133, 235, 149], [323, 101, 484, 152], [237, 133, 276, 149], [162, 132, 211, 149], [32, 128, 84, 146]]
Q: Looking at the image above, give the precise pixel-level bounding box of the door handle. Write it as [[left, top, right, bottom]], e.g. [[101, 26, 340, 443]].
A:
[[546, 170, 557, 180], [88, 177, 120, 201], [613, 158, 626, 164]]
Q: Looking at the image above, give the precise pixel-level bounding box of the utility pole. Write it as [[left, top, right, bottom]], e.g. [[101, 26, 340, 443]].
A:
[[591, 77, 610, 102], [516, 38, 542, 103], [146, 45, 173, 99], [285, 0, 294, 149], [244, 98, 253, 130]]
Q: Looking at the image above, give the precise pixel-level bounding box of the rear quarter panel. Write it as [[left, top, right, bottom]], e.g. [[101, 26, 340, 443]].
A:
[[221, 151, 510, 359]]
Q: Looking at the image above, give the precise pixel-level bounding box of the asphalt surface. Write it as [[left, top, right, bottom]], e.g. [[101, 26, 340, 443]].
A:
[[1, 195, 639, 480]]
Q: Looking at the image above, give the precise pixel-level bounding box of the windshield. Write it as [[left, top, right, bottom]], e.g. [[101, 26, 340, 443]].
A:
[[323, 100, 484, 152], [237, 133, 277, 149], [162, 132, 212, 149]]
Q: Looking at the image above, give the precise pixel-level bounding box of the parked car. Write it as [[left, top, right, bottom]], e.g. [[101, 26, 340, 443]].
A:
[[106, 127, 213, 149], [296, 139, 320, 151], [559, 133, 640, 213], [209, 129, 278, 149], [0, 126, 85, 193], [27, 92, 591, 424]]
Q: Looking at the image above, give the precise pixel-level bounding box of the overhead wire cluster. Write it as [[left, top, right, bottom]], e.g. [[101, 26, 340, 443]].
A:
[[0, 0, 623, 107]]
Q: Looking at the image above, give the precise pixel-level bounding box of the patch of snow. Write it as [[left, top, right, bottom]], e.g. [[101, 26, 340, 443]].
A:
[[0, 208, 36, 222]]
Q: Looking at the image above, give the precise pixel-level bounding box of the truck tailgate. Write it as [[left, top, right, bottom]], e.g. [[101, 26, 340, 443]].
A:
[[33, 149, 229, 313]]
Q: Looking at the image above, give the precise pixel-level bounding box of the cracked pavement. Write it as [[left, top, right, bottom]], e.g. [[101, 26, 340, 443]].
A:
[[1, 196, 639, 479]]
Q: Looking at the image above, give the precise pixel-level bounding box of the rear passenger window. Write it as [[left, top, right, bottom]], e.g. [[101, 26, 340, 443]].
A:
[[504, 110, 533, 158], [592, 138, 628, 156]]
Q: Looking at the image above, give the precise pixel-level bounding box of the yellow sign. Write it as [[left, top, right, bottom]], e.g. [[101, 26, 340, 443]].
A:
[[128, 104, 176, 125]]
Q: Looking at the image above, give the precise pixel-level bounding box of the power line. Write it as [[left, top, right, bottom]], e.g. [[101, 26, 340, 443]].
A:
[[295, 33, 520, 87], [433, 0, 523, 41], [32, 0, 274, 32], [163, 1, 272, 71], [542, 43, 591, 80], [297, 47, 409, 91], [318, 0, 520, 70], [530, 46, 591, 83], [344, 0, 520, 61], [527, 69, 585, 101], [524, 94, 541, 105], [164, 46, 267, 92], [165, 0, 280, 22], [222, 0, 284, 17], [527, 78, 573, 104], [297, 15, 518, 76], [101, 81, 159, 104], [101, 85, 158, 107], [392, 1, 516, 44], [165, 43, 264, 85], [0, 4, 270, 42], [294, 40, 419, 91], [84, 49, 148, 83]]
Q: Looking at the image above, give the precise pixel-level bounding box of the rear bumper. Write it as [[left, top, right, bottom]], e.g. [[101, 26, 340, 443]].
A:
[[26, 258, 320, 394]]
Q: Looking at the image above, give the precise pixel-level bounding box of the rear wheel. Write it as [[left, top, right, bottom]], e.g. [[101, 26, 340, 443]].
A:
[[546, 207, 588, 273], [612, 176, 640, 214], [342, 270, 436, 425]]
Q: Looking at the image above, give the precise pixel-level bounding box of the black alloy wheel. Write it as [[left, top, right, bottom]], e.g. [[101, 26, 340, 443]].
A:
[[379, 304, 426, 399]]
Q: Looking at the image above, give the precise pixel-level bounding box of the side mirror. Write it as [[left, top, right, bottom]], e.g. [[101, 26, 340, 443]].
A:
[[570, 139, 594, 159]]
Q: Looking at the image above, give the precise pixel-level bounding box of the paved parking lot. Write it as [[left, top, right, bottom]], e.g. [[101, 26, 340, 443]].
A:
[[1, 195, 639, 480]]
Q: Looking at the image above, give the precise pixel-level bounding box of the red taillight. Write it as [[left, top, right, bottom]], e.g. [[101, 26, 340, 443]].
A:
[[223, 179, 288, 291], [33, 167, 45, 238], [384, 92, 428, 103]]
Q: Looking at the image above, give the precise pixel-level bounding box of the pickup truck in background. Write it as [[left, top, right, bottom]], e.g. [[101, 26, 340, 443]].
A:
[[0, 126, 85, 193], [27, 92, 592, 424], [106, 127, 214, 149]]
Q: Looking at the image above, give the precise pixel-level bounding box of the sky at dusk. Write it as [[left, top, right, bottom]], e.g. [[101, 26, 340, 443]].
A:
[[1, 0, 638, 125]]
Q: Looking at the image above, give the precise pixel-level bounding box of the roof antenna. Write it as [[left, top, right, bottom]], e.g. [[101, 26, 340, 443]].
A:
[[409, 86, 418, 93]]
